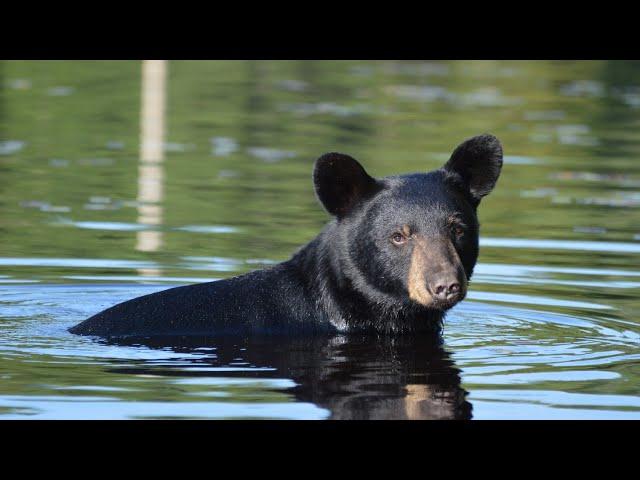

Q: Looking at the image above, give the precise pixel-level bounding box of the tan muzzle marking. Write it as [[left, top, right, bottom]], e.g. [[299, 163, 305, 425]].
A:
[[408, 236, 433, 306]]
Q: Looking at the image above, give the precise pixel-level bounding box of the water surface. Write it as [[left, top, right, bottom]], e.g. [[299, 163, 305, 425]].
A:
[[1, 60, 639, 419]]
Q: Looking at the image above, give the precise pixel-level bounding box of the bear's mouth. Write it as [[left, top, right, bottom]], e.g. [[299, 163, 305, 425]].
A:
[[407, 284, 466, 311]]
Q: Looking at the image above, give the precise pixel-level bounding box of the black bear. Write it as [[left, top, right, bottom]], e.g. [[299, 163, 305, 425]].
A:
[[69, 134, 502, 337]]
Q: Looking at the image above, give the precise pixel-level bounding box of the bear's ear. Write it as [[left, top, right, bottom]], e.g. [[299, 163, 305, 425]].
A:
[[313, 152, 380, 217], [442, 134, 503, 205]]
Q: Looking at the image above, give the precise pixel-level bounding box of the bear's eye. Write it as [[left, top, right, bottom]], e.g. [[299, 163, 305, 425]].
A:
[[452, 225, 465, 238], [391, 232, 407, 245]]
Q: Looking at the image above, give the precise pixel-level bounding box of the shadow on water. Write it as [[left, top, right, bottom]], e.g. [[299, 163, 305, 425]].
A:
[[102, 334, 472, 420]]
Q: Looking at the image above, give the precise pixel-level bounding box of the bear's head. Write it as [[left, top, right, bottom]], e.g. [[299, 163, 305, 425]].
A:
[[313, 134, 503, 315]]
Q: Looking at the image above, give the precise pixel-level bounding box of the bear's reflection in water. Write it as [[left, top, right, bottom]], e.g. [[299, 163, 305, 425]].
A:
[[104, 334, 472, 420]]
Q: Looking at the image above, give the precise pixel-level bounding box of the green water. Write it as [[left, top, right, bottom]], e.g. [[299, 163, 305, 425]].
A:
[[1, 60, 639, 419]]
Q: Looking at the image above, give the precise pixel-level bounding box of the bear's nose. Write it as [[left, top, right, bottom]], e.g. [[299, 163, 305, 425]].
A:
[[431, 279, 462, 301]]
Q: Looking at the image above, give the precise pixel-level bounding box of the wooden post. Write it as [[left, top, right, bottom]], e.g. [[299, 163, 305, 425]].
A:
[[136, 60, 168, 276]]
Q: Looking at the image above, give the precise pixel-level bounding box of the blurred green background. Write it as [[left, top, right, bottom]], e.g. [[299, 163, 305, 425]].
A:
[[2, 61, 639, 274]]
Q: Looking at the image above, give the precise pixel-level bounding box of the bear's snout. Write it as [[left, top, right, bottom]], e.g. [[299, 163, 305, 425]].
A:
[[407, 234, 467, 310]]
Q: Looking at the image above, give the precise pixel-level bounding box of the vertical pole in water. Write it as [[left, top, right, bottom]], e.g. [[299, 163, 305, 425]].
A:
[[136, 60, 167, 275]]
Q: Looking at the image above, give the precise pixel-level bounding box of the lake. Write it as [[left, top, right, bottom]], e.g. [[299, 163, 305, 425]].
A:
[[1, 60, 639, 419]]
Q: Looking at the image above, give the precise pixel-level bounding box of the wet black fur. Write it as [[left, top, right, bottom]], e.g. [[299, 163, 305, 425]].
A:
[[69, 134, 502, 337]]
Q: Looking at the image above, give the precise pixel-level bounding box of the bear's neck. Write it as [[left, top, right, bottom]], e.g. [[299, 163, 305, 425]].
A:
[[284, 223, 444, 334]]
